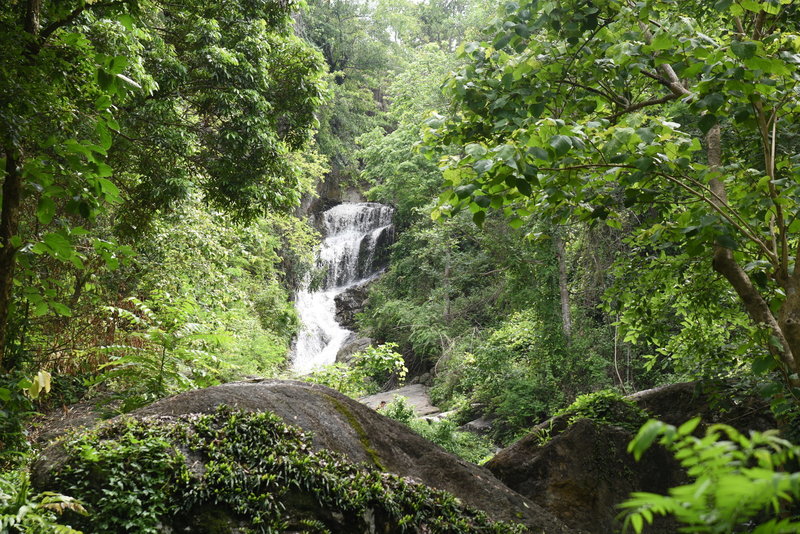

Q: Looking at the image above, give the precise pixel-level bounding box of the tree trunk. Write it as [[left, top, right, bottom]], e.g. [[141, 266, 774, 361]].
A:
[[554, 233, 572, 340], [0, 151, 23, 372], [0, 0, 42, 370], [705, 124, 799, 375]]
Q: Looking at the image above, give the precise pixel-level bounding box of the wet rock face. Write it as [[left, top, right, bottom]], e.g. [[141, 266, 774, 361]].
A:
[[33, 380, 572, 534], [334, 281, 371, 330], [336, 334, 371, 363]]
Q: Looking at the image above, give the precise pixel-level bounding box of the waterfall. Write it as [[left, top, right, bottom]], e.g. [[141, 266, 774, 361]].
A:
[[292, 202, 394, 374]]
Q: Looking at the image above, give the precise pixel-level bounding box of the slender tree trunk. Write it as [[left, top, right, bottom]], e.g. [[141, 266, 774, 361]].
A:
[[443, 245, 451, 323], [706, 124, 799, 375], [0, 151, 23, 372], [25, 0, 42, 34], [554, 233, 572, 340]]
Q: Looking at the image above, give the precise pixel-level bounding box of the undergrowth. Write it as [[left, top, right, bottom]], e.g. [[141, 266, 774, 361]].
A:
[[379, 396, 495, 464]]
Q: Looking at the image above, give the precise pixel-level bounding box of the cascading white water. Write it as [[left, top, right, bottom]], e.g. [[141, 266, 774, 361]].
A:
[[292, 202, 393, 374]]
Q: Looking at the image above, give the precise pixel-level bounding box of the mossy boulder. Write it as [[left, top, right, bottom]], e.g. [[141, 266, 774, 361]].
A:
[[33, 380, 571, 533], [484, 382, 776, 534]]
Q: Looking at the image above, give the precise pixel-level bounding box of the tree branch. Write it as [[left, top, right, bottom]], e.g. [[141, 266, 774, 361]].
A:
[[639, 69, 672, 89], [560, 79, 628, 106], [537, 162, 777, 262], [606, 92, 680, 121], [38, 1, 126, 47], [705, 123, 797, 374]]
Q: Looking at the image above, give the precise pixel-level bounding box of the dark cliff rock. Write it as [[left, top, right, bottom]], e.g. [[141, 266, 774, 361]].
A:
[[33, 380, 572, 533], [484, 382, 775, 534], [486, 418, 681, 533]]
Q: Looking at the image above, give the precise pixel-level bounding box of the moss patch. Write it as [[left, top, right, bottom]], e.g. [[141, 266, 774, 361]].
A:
[[559, 390, 650, 432], [327, 395, 385, 470], [49, 406, 524, 533]]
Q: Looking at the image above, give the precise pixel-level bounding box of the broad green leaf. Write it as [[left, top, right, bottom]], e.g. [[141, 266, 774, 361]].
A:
[[95, 95, 112, 110], [752, 355, 777, 374], [700, 93, 725, 112], [698, 114, 718, 134], [455, 184, 478, 199], [517, 179, 533, 196], [630, 514, 643, 534], [650, 33, 674, 51], [465, 143, 487, 158], [528, 146, 549, 161], [677, 417, 701, 437], [97, 178, 120, 199], [549, 135, 572, 157], [495, 144, 516, 161], [36, 196, 56, 224], [629, 420, 663, 461], [474, 195, 491, 208], [731, 40, 758, 59], [43, 233, 73, 256], [715, 233, 737, 250], [51, 302, 73, 317], [473, 159, 495, 174]]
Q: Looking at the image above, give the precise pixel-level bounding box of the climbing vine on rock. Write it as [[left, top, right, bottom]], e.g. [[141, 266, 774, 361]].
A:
[[49, 406, 524, 533]]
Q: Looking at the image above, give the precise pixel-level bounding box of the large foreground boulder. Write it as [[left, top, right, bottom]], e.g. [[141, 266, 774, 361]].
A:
[[34, 380, 571, 533], [485, 382, 775, 533]]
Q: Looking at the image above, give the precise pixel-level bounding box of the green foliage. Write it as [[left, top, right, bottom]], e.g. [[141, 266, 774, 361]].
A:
[[605, 247, 764, 382], [110, 0, 328, 223], [52, 406, 524, 533], [352, 342, 407, 389], [433, 306, 612, 443], [379, 397, 495, 464], [302, 362, 367, 398], [128, 201, 318, 377], [0, 469, 85, 534], [559, 390, 649, 432], [379, 395, 418, 424], [621, 418, 800, 533], [423, 0, 800, 382], [0, 371, 54, 467], [56, 420, 190, 533], [299, 0, 393, 181], [1, 0, 327, 373], [95, 297, 227, 412], [302, 343, 407, 397]]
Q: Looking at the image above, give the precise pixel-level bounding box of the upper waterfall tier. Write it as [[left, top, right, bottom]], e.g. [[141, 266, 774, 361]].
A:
[[318, 203, 394, 290]]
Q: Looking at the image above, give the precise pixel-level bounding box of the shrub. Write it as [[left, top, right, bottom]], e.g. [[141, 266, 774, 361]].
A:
[[380, 397, 495, 464], [301, 343, 407, 397], [0, 468, 85, 533], [559, 389, 649, 432]]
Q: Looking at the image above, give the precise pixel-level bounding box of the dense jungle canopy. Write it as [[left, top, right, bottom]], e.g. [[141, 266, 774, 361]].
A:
[[2, 0, 800, 531]]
